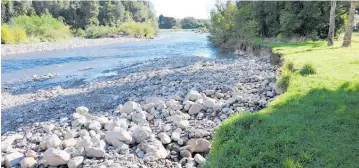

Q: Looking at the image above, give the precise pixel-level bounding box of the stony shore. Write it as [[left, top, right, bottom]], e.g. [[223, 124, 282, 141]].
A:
[[1, 37, 143, 56], [1, 55, 279, 168]]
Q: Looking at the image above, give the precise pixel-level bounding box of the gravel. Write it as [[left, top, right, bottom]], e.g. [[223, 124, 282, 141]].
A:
[[1, 55, 280, 167], [1, 37, 143, 56]]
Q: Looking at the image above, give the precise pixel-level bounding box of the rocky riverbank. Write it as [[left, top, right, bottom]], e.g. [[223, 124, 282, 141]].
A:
[[1, 55, 279, 168], [1, 37, 143, 56]]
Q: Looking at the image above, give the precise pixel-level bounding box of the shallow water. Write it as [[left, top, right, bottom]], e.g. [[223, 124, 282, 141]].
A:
[[2, 31, 234, 84]]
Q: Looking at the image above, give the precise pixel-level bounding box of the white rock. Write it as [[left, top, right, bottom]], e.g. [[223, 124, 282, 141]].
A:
[[132, 126, 152, 143], [85, 147, 105, 158], [46, 134, 62, 149], [105, 129, 133, 145], [158, 133, 171, 144], [186, 138, 211, 153], [215, 92, 224, 99], [171, 132, 181, 142], [76, 106, 89, 114], [76, 138, 92, 148], [186, 90, 201, 101], [178, 120, 190, 129], [62, 138, 77, 148], [105, 119, 128, 131], [120, 101, 140, 114], [1, 134, 23, 152], [43, 124, 55, 133], [43, 148, 70, 166], [138, 139, 168, 160], [188, 103, 202, 115], [204, 98, 216, 108], [20, 157, 36, 168], [4, 152, 24, 168], [183, 101, 194, 111], [67, 156, 84, 168], [194, 154, 206, 164], [25, 150, 37, 158], [88, 121, 102, 131], [132, 111, 147, 124], [65, 130, 77, 139], [72, 117, 87, 127]]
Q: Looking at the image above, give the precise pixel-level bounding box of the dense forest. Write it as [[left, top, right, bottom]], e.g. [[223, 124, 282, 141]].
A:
[[209, 1, 359, 49], [158, 15, 210, 29], [1, 0, 158, 44]]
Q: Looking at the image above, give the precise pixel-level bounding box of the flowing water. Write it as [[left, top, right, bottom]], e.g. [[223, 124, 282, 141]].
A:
[[2, 31, 234, 87]]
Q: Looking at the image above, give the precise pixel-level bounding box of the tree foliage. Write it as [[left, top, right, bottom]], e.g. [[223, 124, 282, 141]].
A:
[[210, 1, 350, 49]]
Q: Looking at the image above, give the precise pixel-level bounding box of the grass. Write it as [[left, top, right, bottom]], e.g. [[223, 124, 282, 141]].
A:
[[205, 33, 359, 168]]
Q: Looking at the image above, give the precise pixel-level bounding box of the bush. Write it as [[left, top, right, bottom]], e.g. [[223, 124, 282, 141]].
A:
[[299, 63, 316, 76], [1, 24, 27, 44], [84, 26, 116, 38], [119, 22, 155, 38], [9, 14, 71, 42], [72, 28, 86, 37], [276, 69, 292, 91], [284, 61, 295, 72]]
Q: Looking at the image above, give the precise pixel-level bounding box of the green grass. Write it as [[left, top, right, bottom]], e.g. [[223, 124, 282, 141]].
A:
[[205, 33, 359, 168]]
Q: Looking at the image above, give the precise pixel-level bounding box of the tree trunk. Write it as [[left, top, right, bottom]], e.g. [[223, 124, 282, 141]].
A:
[[342, 0, 356, 47], [327, 0, 336, 46]]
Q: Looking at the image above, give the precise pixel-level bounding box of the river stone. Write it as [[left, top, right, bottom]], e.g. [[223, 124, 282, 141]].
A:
[[132, 126, 152, 143], [105, 129, 133, 145], [138, 139, 168, 160], [85, 147, 105, 158], [204, 98, 216, 108], [120, 101, 140, 114], [171, 132, 181, 142], [43, 148, 70, 166], [46, 134, 62, 149], [43, 124, 55, 133], [188, 103, 202, 115], [186, 90, 201, 101], [25, 150, 37, 158], [65, 130, 77, 139], [20, 157, 36, 168], [62, 138, 77, 148], [2, 134, 23, 152], [158, 132, 171, 144], [194, 154, 206, 164], [4, 152, 24, 168], [76, 106, 89, 114], [67, 156, 84, 168], [88, 121, 102, 131], [186, 138, 211, 153], [180, 150, 192, 158]]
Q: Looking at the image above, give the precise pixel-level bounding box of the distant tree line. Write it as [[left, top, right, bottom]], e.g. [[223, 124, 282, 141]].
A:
[[209, 1, 358, 49], [1, 0, 157, 29], [158, 14, 210, 29]]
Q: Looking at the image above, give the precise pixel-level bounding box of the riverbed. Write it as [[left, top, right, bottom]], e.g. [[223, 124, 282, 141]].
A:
[[1, 31, 278, 168]]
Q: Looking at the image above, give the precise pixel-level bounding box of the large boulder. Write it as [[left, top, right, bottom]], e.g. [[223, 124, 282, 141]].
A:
[[1, 134, 23, 152], [43, 148, 70, 166], [20, 157, 37, 168]]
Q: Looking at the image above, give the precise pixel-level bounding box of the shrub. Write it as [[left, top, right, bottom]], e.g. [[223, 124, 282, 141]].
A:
[[299, 63, 316, 76], [72, 28, 86, 37], [84, 26, 116, 38], [1, 24, 16, 44], [119, 22, 155, 38], [284, 61, 295, 72], [1, 24, 27, 44], [276, 69, 292, 91], [9, 14, 71, 42]]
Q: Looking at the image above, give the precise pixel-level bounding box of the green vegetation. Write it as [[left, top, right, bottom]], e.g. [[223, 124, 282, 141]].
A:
[[158, 14, 209, 30], [205, 33, 359, 167], [209, 1, 353, 50], [299, 63, 317, 76], [1, 14, 71, 44], [1, 0, 158, 44]]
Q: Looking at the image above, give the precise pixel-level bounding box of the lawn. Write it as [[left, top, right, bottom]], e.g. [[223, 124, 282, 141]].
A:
[[205, 33, 359, 168]]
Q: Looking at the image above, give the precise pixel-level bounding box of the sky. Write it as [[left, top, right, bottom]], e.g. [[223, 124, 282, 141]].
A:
[[150, 0, 216, 19]]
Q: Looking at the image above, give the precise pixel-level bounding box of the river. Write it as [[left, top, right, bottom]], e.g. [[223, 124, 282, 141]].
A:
[[2, 31, 234, 88]]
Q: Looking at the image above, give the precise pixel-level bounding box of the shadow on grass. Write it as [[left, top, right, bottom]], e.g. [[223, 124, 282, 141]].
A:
[[206, 82, 359, 168]]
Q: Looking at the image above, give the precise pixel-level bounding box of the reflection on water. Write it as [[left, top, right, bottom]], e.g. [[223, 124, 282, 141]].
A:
[[2, 31, 234, 73]]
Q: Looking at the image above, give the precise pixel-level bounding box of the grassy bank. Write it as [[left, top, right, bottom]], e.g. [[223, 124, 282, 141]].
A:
[[205, 33, 359, 168]]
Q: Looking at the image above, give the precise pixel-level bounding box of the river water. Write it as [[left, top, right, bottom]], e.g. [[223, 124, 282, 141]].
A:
[[2, 31, 234, 86]]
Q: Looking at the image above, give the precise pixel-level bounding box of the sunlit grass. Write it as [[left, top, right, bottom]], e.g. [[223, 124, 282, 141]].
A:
[[205, 33, 359, 168]]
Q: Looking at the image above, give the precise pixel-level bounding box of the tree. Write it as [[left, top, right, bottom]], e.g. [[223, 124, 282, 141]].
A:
[[342, 0, 356, 47], [158, 15, 177, 29], [328, 0, 336, 46]]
